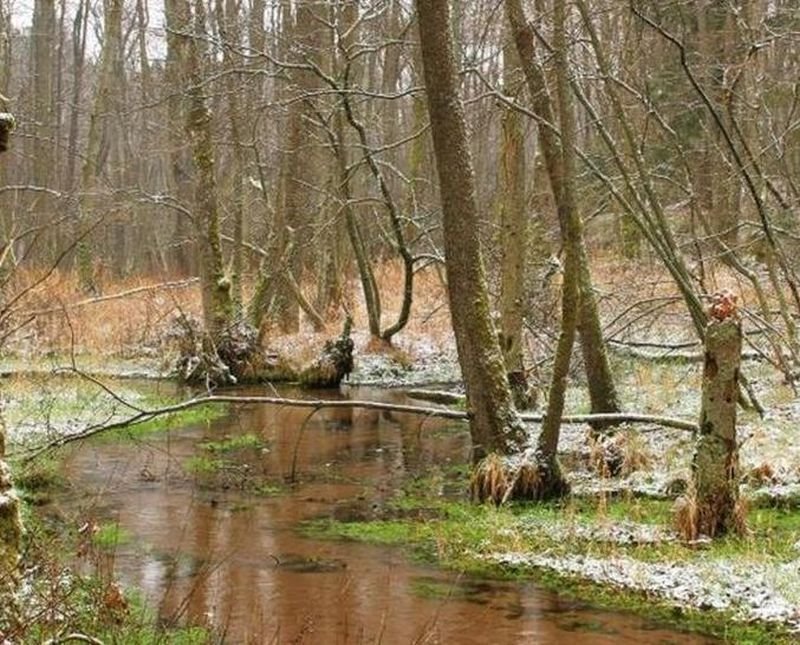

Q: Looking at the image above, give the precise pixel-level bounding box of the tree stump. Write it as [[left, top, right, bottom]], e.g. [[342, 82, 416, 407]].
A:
[[299, 317, 354, 388], [679, 291, 743, 539]]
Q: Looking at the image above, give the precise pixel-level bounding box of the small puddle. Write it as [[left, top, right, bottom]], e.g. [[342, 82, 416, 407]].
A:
[[57, 384, 717, 644]]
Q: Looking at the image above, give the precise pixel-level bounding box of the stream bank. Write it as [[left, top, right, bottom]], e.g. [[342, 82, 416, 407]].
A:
[[3, 359, 800, 643]]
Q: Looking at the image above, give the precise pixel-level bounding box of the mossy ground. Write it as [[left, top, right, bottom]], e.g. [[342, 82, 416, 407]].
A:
[[303, 469, 799, 644]]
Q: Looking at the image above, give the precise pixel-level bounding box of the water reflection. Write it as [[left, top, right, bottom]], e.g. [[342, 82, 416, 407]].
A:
[[61, 385, 716, 644]]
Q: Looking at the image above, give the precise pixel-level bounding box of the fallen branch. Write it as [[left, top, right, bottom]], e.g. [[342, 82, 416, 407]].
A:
[[18, 394, 699, 461], [407, 388, 465, 405], [23, 278, 200, 317], [609, 340, 763, 363]]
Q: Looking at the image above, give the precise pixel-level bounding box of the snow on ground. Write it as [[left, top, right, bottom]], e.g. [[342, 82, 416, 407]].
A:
[[490, 549, 800, 632]]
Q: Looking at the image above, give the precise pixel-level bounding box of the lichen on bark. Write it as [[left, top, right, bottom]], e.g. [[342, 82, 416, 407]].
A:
[[679, 312, 744, 539]]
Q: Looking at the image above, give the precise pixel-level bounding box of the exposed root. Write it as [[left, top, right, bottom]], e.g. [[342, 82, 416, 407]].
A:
[[166, 314, 264, 387], [471, 450, 570, 505], [299, 317, 354, 388]]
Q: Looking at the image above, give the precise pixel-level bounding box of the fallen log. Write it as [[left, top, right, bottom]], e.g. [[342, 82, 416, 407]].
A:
[[406, 389, 465, 405], [19, 394, 699, 461]]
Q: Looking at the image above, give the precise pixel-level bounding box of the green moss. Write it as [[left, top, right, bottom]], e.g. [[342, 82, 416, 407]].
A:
[[302, 482, 800, 644], [184, 455, 228, 476], [99, 403, 227, 443], [198, 433, 263, 453], [304, 518, 416, 546], [93, 522, 131, 550], [252, 483, 284, 497]]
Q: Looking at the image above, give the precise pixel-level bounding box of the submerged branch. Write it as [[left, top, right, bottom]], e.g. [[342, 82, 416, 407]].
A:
[[18, 395, 699, 461]]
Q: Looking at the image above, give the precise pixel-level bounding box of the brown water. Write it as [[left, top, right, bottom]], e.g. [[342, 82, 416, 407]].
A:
[[61, 385, 717, 644]]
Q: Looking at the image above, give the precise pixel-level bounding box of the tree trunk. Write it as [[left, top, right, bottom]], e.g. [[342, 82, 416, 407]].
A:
[[528, 0, 577, 498], [217, 0, 245, 312], [680, 294, 743, 539], [416, 0, 524, 460], [506, 0, 621, 426], [0, 111, 20, 635], [165, 0, 196, 277], [75, 0, 123, 293], [272, 0, 320, 333], [498, 38, 532, 410], [184, 0, 233, 340]]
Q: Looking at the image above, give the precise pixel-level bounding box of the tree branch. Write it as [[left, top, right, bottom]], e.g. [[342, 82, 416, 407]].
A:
[[18, 394, 700, 461]]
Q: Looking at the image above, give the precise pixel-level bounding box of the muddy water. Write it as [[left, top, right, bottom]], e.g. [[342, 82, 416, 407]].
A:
[[61, 385, 716, 644]]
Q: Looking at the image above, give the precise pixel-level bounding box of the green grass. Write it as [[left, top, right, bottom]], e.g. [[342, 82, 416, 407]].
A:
[[98, 402, 228, 443], [184, 454, 228, 476], [93, 522, 132, 549], [13, 455, 67, 492], [301, 477, 800, 644], [198, 432, 264, 453]]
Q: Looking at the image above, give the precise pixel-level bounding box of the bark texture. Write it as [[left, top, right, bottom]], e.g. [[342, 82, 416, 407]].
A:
[[506, 0, 621, 426], [0, 114, 20, 635], [417, 0, 524, 459], [184, 0, 234, 340], [687, 310, 743, 538], [498, 38, 532, 409]]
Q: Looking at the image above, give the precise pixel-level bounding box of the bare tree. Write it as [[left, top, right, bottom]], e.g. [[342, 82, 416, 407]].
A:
[[0, 110, 21, 634], [416, 0, 525, 460]]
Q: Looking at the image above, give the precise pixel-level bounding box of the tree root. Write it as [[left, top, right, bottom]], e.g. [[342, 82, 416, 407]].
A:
[[299, 317, 354, 388], [471, 450, 570, 505]]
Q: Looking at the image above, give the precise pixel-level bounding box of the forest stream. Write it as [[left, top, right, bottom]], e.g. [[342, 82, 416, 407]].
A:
[[55, 383, 717, 644]]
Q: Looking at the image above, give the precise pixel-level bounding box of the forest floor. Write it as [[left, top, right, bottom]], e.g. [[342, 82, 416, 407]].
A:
[[2, 258, 800, 641]]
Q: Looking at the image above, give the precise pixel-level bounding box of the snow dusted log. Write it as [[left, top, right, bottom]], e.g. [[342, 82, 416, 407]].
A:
[[23, 394, 700, 461]]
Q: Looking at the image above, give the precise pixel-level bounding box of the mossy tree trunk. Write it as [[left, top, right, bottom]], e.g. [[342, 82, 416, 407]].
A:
[[75, 0, 123, 293], [498, 37, 532, 410], [506, 0, 621, 428], [0, 112, 21, 635], [216, 0, 245, 312], [691, 305, 743, 537], [183, 0, 234, 341], [527, 0, 578, 498], [417, 0, 525, 460]]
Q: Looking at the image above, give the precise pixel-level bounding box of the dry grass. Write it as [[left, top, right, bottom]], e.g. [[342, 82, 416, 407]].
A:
[[673, 481, 701, 542], [673, 478, 750, 541], [587, 429, 653, 478], [471, 451, 570, 505], [1, 261, 453, 362], [2, 247, 792, 373]]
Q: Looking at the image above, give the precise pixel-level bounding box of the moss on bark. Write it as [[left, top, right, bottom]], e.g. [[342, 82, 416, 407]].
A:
[[682, 314, 743, 538]]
